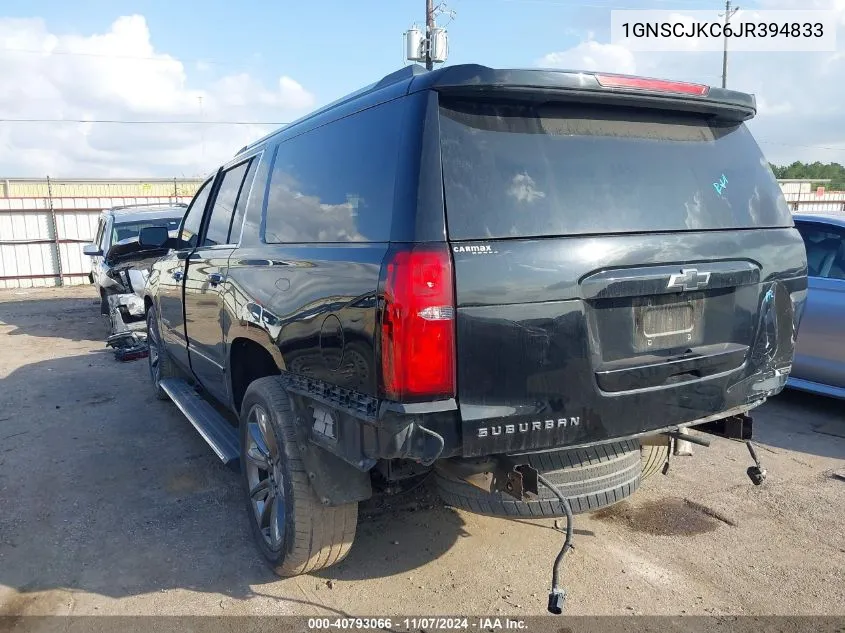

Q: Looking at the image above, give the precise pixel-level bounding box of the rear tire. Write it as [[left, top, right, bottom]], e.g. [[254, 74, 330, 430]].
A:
[[435, 440, 642, 517], [240, 377, 357, 577], [640, 444, 669, 481]]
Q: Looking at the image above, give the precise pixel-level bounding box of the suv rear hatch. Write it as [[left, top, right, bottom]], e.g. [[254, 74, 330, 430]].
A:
[[435, 73, 807, 457]]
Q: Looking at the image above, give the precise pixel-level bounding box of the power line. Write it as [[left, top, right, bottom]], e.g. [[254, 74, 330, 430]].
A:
[[499, 0, 715, 7], [757, 141, 845, 152], [0, 118, 287, 125], [0, 46, 229, 66]]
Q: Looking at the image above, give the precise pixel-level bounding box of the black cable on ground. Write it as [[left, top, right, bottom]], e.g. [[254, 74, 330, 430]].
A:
[[536, 472, 574, 614]]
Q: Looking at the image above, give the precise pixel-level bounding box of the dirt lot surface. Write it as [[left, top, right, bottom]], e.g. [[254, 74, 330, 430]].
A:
[[1, 286, 843, 618]]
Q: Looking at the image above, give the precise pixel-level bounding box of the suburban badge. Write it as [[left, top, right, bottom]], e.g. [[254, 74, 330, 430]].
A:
[[477, 417, 580, 438]]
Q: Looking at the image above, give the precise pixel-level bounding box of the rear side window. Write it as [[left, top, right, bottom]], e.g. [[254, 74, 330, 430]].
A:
[[263, 99, 404, 243], [180, 178, 213, 248], [439, 100, 793, 240], [203, 160, 251, 247], [228, 158, 259, 244]]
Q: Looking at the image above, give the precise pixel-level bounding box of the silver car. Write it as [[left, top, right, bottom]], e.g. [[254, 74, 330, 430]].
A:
[[788, 213, 845, 398]]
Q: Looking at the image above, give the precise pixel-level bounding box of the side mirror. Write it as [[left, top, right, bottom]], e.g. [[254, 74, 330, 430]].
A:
[[83, 244, 102, 257], [138, 226, 170, 249]]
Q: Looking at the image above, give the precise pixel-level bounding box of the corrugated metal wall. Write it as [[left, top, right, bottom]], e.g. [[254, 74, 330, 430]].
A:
[[0, 178, 203, 289], [2, 177, 842, 289]]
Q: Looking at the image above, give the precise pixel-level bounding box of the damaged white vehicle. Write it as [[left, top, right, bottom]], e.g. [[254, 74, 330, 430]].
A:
[[83, 204, 187, 337], [102, 242, 168, 336]]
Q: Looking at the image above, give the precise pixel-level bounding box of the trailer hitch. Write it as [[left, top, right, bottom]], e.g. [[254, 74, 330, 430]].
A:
[[693, 413, 754, 441], [684, 413, 766, 485], [435, 458, 540, 500]]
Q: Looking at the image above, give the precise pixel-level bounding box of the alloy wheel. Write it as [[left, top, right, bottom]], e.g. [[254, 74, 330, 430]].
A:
[[244, 404, 286, 551]]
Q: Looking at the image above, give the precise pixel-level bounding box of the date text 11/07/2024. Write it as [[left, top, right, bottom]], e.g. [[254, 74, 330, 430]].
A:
[[307, 618, 528, 630]]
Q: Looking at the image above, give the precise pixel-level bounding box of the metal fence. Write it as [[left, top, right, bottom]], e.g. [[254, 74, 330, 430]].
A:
[[779, 180, 845, 216], [2, 176, 843, 289], [784, 193, 845, 215], [0, 178, 203, 289]]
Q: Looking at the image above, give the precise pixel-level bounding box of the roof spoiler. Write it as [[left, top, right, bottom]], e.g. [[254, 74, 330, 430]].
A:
[[410, 65, 757, 121]]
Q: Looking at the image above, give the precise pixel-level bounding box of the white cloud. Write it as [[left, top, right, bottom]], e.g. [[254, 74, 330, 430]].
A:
[[537, 0, 845, 165], [538, 40, 637, 75], [0, 15, 316, 177], [278, 77, 314, 110]]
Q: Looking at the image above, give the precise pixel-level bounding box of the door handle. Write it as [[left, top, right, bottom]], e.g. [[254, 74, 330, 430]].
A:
[[207, 272, 224, 287], [172, 270, 184, 282]]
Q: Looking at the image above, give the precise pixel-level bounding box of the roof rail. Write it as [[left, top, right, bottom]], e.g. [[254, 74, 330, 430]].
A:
[[235, 64, 429, 157], [111, 202, 189, 211]]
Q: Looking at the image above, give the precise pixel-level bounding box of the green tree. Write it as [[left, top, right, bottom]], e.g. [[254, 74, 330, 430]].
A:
[[769, 161, 845, 190]]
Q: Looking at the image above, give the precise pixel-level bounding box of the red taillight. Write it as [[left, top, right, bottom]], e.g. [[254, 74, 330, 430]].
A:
[[381, 244, 456, 401], [595, 74, 710, 96]]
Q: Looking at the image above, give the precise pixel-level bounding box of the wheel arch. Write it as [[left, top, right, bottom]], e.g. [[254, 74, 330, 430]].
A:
[[229, 336, 283, 415], [231, 346, 374, 507]]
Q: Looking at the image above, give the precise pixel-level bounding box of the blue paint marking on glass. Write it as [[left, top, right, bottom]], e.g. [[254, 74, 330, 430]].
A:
[[713, 173, 729, 195]]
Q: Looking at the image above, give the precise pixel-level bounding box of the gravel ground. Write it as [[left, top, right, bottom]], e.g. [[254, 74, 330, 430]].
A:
[[0, 286, 843, 618]]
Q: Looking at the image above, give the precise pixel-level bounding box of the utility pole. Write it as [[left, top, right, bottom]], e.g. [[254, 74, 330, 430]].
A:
[[425, 0, 435, 71], [405, 2, 450, 69], [721, 0, 739, 88]]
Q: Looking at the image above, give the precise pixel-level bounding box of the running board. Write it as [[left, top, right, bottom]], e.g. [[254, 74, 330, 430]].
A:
[[159, 378, 240, 465]]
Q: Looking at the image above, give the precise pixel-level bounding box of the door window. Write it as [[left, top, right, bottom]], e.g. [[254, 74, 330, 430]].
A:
[[202, 160, 252, 247], [796, 222, 845, 280], [179, 178, 213, 248]]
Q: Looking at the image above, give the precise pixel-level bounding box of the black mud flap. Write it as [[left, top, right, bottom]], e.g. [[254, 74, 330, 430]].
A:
[[295, 439, 373, 506], [288, 399, 373, 507]]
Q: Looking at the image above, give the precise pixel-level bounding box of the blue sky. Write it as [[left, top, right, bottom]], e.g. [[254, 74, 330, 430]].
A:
[[0, 0, 842, 176], [0, 0, 745, 110]]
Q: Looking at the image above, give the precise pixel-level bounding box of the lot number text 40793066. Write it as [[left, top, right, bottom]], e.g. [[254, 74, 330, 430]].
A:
[[307, 617, 528, 630]]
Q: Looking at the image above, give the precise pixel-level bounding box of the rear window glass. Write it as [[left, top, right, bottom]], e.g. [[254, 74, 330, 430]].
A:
[[112, 218, 182, 245], [439, 100, 792, 240]]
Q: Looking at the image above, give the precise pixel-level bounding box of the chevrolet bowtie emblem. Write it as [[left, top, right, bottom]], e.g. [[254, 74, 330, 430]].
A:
[[667, 268, 711, 292]]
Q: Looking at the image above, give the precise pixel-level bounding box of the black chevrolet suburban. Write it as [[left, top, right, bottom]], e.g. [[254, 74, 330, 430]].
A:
[[140, 64, 807, 609]]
